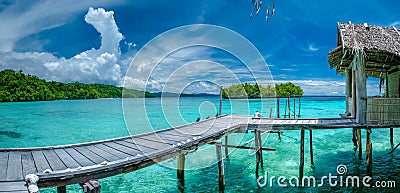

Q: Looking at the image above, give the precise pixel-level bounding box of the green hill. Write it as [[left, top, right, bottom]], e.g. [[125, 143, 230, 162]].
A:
[[0, 69, 154, 102]]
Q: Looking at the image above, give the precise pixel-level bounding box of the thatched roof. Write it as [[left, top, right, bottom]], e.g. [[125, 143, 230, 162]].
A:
[[328, 22, 400, 78]]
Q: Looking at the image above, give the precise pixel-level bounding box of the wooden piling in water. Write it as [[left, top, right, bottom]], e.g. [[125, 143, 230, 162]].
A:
[[294, 95, 296, 118], [298, 96, 301, 117], [390, 128, 394, 147], [357, 129, 362, 159], [288, 95, 291, 118], [352, 128, 358, 147], [255, 130, 263, 169], [215, 141, 225, 191], [366, 130, 372, 175], [299, 129, 305, 184], [81, 180, 101, 193], [177, 154, 185, 188], [309, 130, 314, 166], [57, 186, 66, 193], [224, 136, 229, 159], [277, 97, 280, 118]]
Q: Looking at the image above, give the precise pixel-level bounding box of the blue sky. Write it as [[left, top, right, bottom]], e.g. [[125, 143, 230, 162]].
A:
[[0, 0, 399, 95]]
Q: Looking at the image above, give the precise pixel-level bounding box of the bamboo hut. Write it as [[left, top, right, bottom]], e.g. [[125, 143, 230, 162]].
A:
[[328, 22, 400, 125]]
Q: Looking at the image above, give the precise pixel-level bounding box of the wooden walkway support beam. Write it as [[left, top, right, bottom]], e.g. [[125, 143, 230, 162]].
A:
[[299, 129, 305, 184], [357, 129, 362, 159], [366, 129, 372, 175], [277, 97, 280, 118], [309, 130, 314, 166], [177, 154, 185, 189], [215, 141, 225, 191], [224, 136, 229, 159], [81, 180, 101, 193], [352, 128, 358, 147], [255, 130, 263, 172], [390, 128, 394, 147]]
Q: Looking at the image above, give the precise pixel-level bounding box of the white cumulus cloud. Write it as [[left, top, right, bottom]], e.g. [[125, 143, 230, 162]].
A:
[[0, 7, 124, 85]]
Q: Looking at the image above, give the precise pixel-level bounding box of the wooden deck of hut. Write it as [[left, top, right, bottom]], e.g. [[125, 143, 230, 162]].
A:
[[1, 22, 400, 192]]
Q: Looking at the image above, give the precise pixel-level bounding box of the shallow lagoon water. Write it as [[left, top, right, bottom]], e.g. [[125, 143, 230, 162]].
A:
[[0, 96, 398, 192]]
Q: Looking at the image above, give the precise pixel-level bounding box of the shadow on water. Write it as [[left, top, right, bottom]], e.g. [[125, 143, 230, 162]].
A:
[[0, 131, 21, 138]]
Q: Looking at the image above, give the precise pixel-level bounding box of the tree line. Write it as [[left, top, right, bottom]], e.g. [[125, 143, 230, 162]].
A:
[[222, 82, 303, 99], [0, 69, 154, 102]]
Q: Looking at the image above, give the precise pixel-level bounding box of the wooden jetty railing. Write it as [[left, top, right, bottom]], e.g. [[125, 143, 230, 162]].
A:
[[0, 115, 398, 193]]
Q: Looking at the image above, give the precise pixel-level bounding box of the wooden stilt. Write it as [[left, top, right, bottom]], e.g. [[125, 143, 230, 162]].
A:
[[390, 128, 394, 147], [269, 108, 273, 118], [294, 95, 296, 118], [57, 186, 66, 193], [366, 130, 372, 175], [357, 129, 362, 159], [277, 97, 280, 118], [298, 96, 301, 117], [215, 141, 225, 191], [255, 130, 263, 169], [81, 180, 101, 193], [288, 95, 291, 118], [309, 130, 314, 166], [177, 154, 185, 190], [352, 128, 358, 147], [299, 129, 305, 184], [224, 136, 229, 159]]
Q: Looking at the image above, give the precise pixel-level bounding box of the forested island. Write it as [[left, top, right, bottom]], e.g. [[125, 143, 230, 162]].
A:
[[0, 69, 154, 102], [222, 82, 303, 99]]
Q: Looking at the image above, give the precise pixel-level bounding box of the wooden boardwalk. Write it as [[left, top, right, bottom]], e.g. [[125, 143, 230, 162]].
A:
[[0, 115, 381, 192]]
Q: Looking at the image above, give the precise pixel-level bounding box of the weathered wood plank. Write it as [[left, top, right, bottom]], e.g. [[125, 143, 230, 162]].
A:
[[131, 137, 172, 150], [21, 151, 37, 176], [53, 149, 80, 169], [0, 152, 9, 180], [139, 135, 182, 145], [32, 151, 51, 173], [0, 181, 28, 192], [63, 148, 94, 167], [83, 145, 120, 162], [102, 142, 141, 156], [74, 146, 105, 165], [6, 151, 23, 181], [43, 150, 67, 171], [116, 140, 158, 154], [93, 144, 131, 159]]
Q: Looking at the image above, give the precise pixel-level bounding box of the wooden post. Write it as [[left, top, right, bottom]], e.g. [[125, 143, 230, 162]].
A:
[[293, 95, 296, 118], [366, 130, 372, 175], [224, 136, 229, 159], [255, 130, 263, 170], [269, 108, 273, 118], [219, 86, 223, 117], [352, 70, 357, 118], [345, 69, 352, 115], [357, 129, 362, 159], [215, 141, 225, 191], [298, 96, 301, 117], [81, 180, 101, 193], [354, 54, 367, 124], [299, 129, 305, 184], [288, 95, 291, 118], [177, 154, 185, 189], [277, 97, 280, 118], [352, 128, 358, 147], [57, 186, 66, 193], [309, 130, 314, 166], [390, 128, 394, 147]]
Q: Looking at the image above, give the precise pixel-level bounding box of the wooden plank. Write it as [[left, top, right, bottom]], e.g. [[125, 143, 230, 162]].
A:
[[131, 137, 173, 150], [32, 151, 51, 173], [21, 151, 37, 176], [42, 150, 67, 171], [116, 140, 159, 154], [6, 151, 23, 181], [139, 135, 182, 145], [93, 144, 131, 159], [53, 149, 80, 169], [83, 145, 120, 162], [74, 146, 106, 165], [0, 152, 9, 180], [102, 142, 141, 156], [63, 148, 95, 167], [0, 181, 28, 192]]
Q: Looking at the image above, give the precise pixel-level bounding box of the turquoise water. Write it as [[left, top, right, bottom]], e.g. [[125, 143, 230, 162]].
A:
[[0, 97, 399, 192]]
